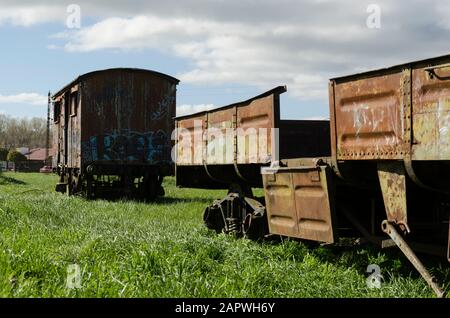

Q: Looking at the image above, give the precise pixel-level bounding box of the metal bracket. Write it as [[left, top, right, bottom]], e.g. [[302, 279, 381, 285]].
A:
[[377, 162, 410, 233], [381, 220, 445, 298], [425, 63, 450, 81]]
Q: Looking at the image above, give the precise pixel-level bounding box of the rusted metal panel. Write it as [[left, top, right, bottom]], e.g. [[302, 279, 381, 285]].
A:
[[206, 107, 235, 165], [331, 72, 406, 160], [176, 115, 206, 166], [236, 94, 275, 164], [175, 87, 285, 188], [176, 87, 283, 168], [330, 54, 450, 162], [262, 160, 336, 243], [412, 63, 450, 160]]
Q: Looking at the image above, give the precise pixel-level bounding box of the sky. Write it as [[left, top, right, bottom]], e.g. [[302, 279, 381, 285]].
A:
[[0, 0, 449, 119]]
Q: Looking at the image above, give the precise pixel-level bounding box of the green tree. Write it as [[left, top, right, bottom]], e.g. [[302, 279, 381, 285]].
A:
[[7, 150, 27, 163]]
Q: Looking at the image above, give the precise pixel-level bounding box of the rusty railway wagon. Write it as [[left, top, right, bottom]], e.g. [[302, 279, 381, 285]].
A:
[[52, 68, 179, 200], [175, 55, 450, 297], [174, 86, 330, 238]]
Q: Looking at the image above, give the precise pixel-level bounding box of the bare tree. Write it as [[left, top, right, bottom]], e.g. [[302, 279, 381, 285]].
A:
[[0, 115, 50, 150]]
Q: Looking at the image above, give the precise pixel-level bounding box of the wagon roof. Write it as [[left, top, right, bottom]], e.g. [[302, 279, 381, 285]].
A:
[[331, 53, 450, 82], [52, 68, 180, 98], [174, 85, 287, 120]]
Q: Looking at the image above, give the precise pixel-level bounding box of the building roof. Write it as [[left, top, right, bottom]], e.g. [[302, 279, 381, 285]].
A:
[[25, 148, 54, 161]]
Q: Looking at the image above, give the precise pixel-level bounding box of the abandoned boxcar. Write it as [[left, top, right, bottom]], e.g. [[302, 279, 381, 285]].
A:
[[52, 68, 179, 200]]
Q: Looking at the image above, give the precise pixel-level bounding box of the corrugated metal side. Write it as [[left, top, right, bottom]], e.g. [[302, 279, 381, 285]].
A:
[[79, 70, 177, 167]]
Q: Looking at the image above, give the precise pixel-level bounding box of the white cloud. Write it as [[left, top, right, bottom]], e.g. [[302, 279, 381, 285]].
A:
[[0, 5, 63, 26], [55, 15, 341, 101], [177, 104, 216, 117], [2, 0, 450, 109], [0, 93, 47, 106]]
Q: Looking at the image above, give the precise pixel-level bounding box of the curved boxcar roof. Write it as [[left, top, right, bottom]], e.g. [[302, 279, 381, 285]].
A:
[[53, 68, 180, 98]]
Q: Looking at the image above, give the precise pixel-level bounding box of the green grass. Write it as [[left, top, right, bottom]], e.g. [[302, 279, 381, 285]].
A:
[[0, 172, 448, 298]]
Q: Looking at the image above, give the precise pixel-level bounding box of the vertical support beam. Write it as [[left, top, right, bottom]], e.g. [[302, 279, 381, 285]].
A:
[[377, 162, 410, 233], [46, 91, 51, 166], [271, 126, 279, 166]]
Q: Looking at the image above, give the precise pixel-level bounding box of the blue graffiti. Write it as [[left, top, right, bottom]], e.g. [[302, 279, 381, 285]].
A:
[[151, 92, 175, 121], [82, 129, 170, 163]]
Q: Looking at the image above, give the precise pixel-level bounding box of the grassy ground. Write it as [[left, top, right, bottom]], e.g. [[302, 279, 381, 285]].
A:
[[0, 172, 448, 298]]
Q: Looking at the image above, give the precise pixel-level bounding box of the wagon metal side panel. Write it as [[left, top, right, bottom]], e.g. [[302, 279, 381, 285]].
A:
[[175, 88, 284, 188], [176, 114, 206, 166], [206, 107, 235, 165], [236, 94, 275, 164], [80, 70, 177, 169], [332, 72, 407, 160], [412, 64, 450, 160], [262, 164, 336, 243]]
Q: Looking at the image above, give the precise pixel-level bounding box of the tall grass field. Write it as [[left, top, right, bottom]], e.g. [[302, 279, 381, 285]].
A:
[[0, 172, 448, 297]]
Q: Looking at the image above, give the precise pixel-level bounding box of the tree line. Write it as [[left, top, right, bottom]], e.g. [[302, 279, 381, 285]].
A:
[[0, 114, 49, 151]]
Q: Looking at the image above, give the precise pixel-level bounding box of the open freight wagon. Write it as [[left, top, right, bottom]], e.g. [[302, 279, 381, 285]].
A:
[[175, 86, 330, 191], [263, 54, 450, 297], [175, 86, 331, 239]]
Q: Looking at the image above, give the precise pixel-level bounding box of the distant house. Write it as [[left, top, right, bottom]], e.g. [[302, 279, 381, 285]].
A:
[[16, 148, 54, 172], [25, 148, 53, 163]]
